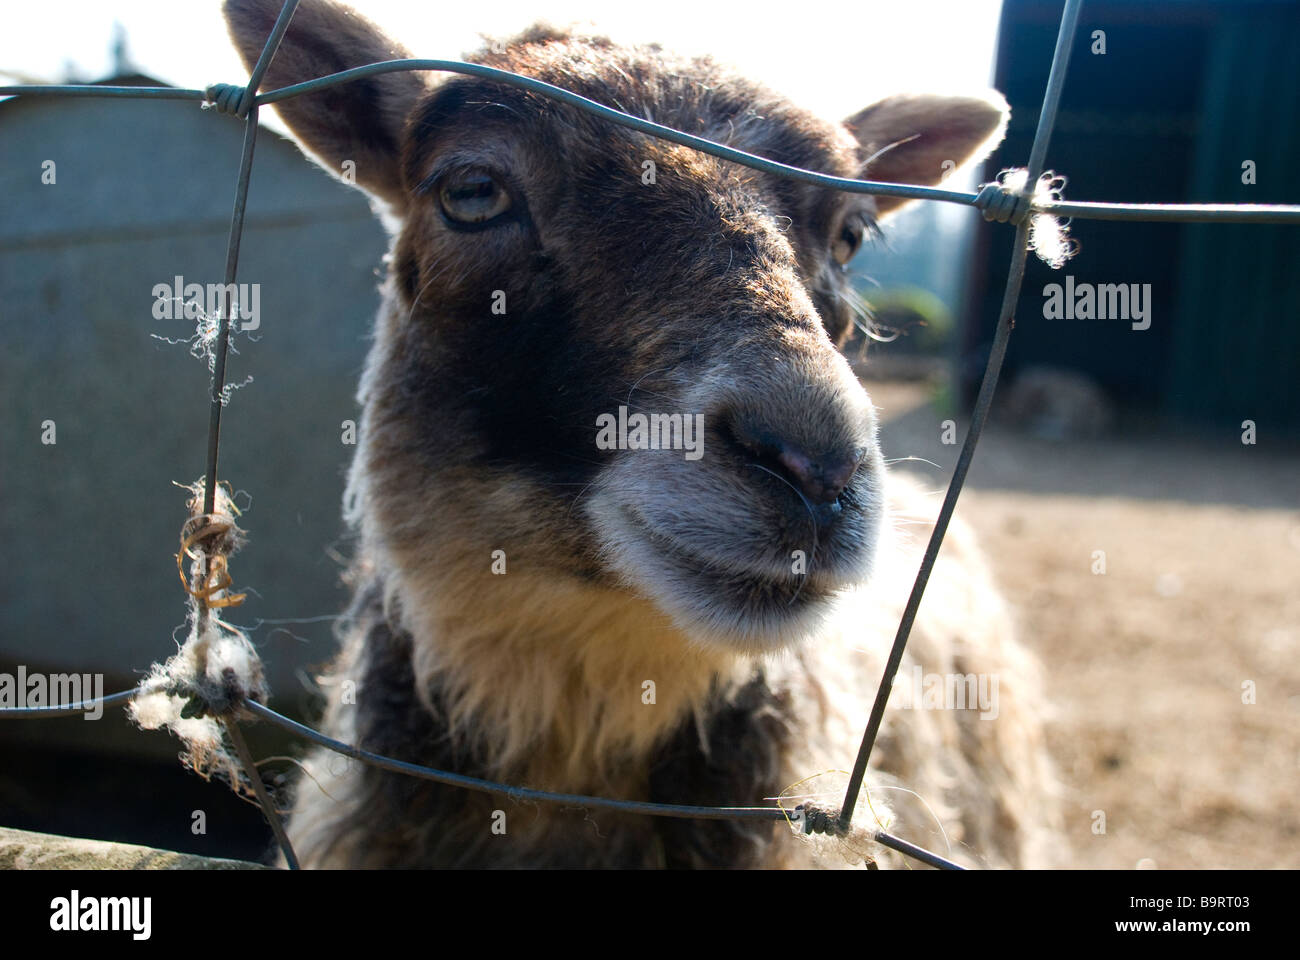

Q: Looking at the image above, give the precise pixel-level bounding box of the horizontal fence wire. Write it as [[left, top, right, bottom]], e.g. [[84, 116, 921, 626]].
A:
[[2, 0, 1297, 871], [0, 687, 150, 719], [5, 77, 1300, 225], [0, 687, 963, 871]]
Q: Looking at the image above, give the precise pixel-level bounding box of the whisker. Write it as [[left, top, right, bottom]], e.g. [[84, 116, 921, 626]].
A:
[[745, 462, 817, 606], [883, 456, 943, 469]]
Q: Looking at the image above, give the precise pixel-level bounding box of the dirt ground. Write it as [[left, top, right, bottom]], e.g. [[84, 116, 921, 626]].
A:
[[866, 378, 1300, 870]]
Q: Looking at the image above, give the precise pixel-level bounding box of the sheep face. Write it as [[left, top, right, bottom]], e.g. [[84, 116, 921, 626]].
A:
[[224, 0, 1008, 651]]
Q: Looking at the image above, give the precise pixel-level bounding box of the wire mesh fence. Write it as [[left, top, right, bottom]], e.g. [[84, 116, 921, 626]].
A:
[[2, 0, 1298, 871]]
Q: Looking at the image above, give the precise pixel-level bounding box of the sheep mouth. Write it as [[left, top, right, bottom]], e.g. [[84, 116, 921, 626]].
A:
[[608, 502, 869, 649], [627, 505, 834, 588]]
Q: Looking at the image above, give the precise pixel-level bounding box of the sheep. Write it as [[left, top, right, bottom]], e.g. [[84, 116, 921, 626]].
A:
[[223, 0, 1059, 868]]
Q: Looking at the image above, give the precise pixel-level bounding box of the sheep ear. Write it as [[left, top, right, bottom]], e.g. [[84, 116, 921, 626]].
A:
[[223, 0, 428, 209], [844, 93, 1009, 217]]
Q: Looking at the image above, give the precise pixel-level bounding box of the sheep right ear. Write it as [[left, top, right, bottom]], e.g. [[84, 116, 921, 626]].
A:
[[844, 92, 1009, 217], [223, 0, 428, 209]]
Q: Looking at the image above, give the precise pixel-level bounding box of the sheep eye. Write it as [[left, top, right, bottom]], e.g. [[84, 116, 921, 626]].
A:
[[438, 170, 512, 225], [832, 222, 864, 266]]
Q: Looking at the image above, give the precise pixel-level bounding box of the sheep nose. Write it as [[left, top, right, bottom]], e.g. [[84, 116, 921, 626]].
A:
[[721, 399, 871, 520], [775, 443, 862, 505]]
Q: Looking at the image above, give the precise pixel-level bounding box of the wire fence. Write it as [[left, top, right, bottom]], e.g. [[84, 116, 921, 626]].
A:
[[3, 0, 1298, 872]]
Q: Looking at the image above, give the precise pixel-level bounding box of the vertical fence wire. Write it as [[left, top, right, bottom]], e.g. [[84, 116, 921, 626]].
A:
[[197, 0, 302, 867], [837, 0, 1085, 833], [202, 0, 300, 518]]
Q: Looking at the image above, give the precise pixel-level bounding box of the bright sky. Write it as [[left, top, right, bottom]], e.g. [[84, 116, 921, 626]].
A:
[[1, 0, 1004, 128]]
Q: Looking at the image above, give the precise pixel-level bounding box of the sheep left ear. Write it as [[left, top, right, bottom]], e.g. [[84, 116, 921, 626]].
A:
[[843, 93, 1009, 217], [223, 0, 429, 211]]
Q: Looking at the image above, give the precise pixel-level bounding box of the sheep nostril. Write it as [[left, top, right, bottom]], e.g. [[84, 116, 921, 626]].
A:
[[775, 444, 861, 506], [722, 415, 864, 516]]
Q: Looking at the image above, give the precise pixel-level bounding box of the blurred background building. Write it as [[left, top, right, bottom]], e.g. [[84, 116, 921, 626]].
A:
[[958, 0, 1300, 430]]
